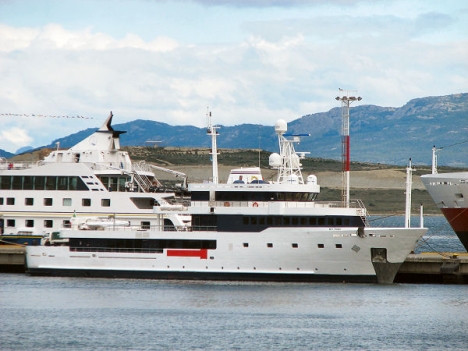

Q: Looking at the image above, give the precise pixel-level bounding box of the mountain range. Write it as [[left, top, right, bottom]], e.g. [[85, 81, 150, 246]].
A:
[[2, 93, 467, 167]]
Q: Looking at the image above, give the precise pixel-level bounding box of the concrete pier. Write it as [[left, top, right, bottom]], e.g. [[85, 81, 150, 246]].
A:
[[1, 245, 467, 283], [395, 252, 468, 284], [0, 245, 26, 273]]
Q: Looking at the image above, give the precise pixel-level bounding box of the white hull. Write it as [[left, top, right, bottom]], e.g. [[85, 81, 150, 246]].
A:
[[421, 172, 468, 209], [26, 226, 425, 283], [421, 172, 468, 250]]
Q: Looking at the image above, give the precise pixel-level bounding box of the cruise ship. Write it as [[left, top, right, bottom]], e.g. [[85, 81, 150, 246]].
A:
[[0, 112, 182, 241], [26, 116, 427, 284], [421, 172, 468, 251]]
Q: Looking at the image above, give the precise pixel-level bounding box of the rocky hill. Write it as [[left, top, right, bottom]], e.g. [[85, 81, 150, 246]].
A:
[[6, 93, 468, 167]]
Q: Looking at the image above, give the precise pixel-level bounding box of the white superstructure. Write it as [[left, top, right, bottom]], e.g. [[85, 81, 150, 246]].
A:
[[26, 118, 426, 283], [0, 112, 178, 237]]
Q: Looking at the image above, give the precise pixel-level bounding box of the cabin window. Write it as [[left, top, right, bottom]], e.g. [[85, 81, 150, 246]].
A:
[[69, 177, 78, 190], [243, 217, 249, 225], [1, 176, 11, 189], [25, 220, 34, 228], [267, 243, 273, 248], [259, 217, 265, 225], [44, 220, 53, 228], [300, 218, 307, 225], [118, 177, 127, 192], [44, 198, 53, 206], [63, 220, 71, 228], [336, 218, 342, 226], [335, 244, 343, 249], [100, 176, 109, 188], [82, 198, 91, 207], [57, 177, 68, 190], [250, 217, 257, 225], [35, 176, 45, 190], [243, 243, 249, 248], [101, 199, 111, 207], [7, 198, 14, 205], [12, 176, 22, 190], [292, 217, 299, 225], [318, 218, 325, 226], [110, 177, 118, 192], [141, 221, 151, 230], [283, 217, 290, 225], [292, 243, 298, 248], [63, 198, 72, 206], [327, 218, 334, 225], [6, 219, 15, 227], [318, 244, 324, 248], [25, 198, 34, 206], [0, 197, 3, 205], [23, 176, 33, 190], [46, 177, 57, 190]]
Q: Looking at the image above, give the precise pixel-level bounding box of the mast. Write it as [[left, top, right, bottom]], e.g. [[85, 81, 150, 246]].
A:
[[405, 158, 413, 228], [335, 89, 362, 207], [431, 145, 439, 174], [271, 119, 309, 184], [207, 110, 219, 184]]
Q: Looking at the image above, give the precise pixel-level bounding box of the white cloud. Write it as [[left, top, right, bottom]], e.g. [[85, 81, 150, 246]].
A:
[[0, 0, 466, 152], [0, 127, 33, 151]]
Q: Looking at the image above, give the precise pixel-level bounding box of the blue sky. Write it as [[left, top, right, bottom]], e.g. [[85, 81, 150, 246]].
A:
[[0, 0, 467, 153]]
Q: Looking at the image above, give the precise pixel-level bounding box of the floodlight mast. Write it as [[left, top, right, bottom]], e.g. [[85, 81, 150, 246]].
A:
[[335, 89, 362, 207]]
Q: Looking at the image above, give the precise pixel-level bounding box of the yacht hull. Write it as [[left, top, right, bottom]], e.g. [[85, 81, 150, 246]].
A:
[[26, 227, 425, 284]]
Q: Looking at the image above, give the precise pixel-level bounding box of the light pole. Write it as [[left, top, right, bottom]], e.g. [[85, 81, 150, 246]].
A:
[[335, 90, 362, 207]]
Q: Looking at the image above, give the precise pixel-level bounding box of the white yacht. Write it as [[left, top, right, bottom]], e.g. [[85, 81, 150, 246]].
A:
[[0, 112, 181, 240], [26, 117, 427, 283]]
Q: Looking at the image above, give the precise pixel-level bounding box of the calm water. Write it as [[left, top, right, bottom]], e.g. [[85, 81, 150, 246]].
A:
[[370, 215, 466, 253], [1, 275, 467, 351], [1, 216, 467, 350]]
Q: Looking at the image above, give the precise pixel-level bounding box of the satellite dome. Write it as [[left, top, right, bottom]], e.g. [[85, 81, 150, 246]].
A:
[[269, 153, 281, 167], [275, 119, 287, 134]]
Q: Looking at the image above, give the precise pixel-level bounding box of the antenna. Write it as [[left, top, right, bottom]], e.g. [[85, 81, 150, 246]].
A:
[[335, 89, 362, 207], [206, 109, 219, 184]]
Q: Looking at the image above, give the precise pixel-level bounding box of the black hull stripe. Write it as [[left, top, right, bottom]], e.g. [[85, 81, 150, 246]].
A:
[[27, 268, 377, 284]]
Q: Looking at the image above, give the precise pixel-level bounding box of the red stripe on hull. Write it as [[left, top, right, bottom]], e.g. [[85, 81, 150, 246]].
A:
[[440, 208, 468, 251], [167, 249, 208, 259]]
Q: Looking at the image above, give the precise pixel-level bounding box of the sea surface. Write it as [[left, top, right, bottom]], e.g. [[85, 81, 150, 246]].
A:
[[1, 216, 467, 351], [370, 215, 466, 254]]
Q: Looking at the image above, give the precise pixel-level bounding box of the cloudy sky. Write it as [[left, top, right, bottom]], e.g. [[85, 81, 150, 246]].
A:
[[0, 0, 467, 153]]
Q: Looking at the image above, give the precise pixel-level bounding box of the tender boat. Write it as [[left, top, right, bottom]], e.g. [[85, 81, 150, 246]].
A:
[[26, 115, 427, 283]]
